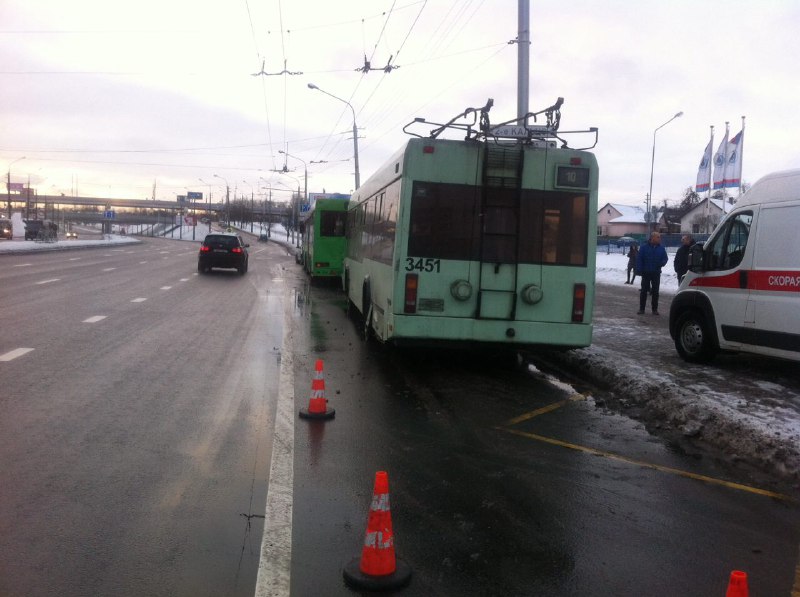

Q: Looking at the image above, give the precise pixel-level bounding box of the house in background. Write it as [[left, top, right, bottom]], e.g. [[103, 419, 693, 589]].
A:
[[597, 203, 665, 237], [678, 197, 732, 234]]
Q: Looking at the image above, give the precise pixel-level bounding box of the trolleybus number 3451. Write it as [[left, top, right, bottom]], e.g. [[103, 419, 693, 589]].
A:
[[405, 257, 441, 273]]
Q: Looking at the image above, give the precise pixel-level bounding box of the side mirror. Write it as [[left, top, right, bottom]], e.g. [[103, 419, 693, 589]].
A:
[[688, 242, 704, 273]]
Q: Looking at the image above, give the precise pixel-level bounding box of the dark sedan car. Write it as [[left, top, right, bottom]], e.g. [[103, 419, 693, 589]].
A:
[[197, 233, 249, 274]]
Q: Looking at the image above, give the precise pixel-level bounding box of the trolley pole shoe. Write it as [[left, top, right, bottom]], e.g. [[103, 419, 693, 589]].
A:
[[299, 359, 335, 420], [725, 570, 748, 597], [343, 471, 412, 591]]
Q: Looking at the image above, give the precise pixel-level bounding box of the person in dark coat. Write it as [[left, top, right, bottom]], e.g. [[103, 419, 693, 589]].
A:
[[625, 243, 639, 284], [636, 231, 668, 315], [673, 234, 695, 284]]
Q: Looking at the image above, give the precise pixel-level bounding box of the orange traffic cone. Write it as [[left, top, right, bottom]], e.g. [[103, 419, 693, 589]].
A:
[[299, 359, 335, 420], [343, 471, 412, 591], [725, 570, 749, 597]]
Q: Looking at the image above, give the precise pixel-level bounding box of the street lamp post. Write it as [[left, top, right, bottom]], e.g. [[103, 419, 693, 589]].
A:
[[307, 83, 360, 190], [213, 174, 230, 225], [647, 111, 683, 231], [199, 178, 212, 232], [242, 180, 255, 233], [6, 156, 26, 218]]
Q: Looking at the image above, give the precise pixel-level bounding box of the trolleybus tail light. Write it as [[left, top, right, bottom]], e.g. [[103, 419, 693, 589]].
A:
[[315, 261, 330, 268], [404, 274, 419, 313], [423, 145, 435, 154], [570, 157, 582, 165], [571, 283, 586, 322]]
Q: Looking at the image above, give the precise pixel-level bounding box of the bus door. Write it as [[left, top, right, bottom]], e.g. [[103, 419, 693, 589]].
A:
[[477, 145, 524, 319]]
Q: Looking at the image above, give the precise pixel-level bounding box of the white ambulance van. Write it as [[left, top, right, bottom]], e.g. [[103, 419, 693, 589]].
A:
[[669, 169, 800, 363]]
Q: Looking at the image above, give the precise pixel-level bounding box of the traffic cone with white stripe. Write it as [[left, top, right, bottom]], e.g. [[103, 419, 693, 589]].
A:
[[343, 471, 412, 591], [299, 359, 335, 420], [725, 570, 748, 597]]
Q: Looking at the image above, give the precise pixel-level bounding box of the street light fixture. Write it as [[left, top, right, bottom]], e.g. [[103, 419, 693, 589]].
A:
[[647, 111, 683, 231], [6, 156, 26, 218], [307, 83, 360, 189]]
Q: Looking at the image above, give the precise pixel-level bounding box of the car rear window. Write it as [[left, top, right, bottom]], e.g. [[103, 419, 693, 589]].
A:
[[204, 235, 238, 248]]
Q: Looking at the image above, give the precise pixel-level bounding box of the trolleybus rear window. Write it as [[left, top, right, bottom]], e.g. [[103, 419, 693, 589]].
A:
[[408, 182, 588, 266]]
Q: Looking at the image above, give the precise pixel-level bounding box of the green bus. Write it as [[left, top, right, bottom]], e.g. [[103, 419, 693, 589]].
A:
[[300, 197, 349, 279], [342, 99, 599, 349]]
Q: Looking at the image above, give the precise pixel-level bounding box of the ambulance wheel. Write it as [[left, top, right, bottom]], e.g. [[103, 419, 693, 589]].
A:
[[674, 310, 717, 364]]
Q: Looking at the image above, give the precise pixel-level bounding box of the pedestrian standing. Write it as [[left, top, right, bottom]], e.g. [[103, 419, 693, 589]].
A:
[[673, 234, 695, 284], [636, 231, 668, 315], [625, 243, 639, 284]]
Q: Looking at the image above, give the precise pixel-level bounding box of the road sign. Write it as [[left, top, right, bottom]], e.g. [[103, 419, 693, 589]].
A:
[[187, 191, 203, 200], [104, 210, 115, 219]]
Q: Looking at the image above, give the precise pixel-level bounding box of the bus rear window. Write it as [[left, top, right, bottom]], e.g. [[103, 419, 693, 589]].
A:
[[407, 182, 588, 266], [320, 211, 345, 237]]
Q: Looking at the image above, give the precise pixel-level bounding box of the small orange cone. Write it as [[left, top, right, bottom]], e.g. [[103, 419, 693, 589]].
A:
[[725, 570, 748, 597], [299, 359, 335, 420], [343, 471, 412, 591]]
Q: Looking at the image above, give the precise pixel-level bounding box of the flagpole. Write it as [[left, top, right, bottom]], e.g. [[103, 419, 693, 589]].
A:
[[738, 115, 746, 197], [705, 125, 714, 231]]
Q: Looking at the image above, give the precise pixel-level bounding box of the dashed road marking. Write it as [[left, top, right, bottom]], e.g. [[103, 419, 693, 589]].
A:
[[83, 316, 107, 323], [102, 267, 116, 272], [160, 286, 172, 290], [35, 278, 60, 285], [131, 297, 147, 303], [179, 278, 190, 282], [13, 263, 32, 267], [0, 348, 34, 362]]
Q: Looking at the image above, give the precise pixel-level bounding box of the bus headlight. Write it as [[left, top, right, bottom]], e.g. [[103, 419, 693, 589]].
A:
[[450, 279, 472, 301], [520, 284, 543, 305]]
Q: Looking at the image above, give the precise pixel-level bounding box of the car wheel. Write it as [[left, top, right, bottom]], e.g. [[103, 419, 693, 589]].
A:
[[674, 310, 717, 363]]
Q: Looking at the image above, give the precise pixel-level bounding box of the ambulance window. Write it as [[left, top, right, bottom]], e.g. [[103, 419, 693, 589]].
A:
[[707, 211, 752, 270]]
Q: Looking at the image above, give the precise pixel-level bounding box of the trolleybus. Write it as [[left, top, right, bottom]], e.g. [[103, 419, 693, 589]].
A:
[[342, 98, 599, 349], [300, 197, 349, 279]]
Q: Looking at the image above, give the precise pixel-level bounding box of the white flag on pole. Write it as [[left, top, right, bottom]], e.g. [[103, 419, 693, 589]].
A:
[[712, 129, 729, 190], [723, 129, 744, 188], [695, 139, 713, 192]]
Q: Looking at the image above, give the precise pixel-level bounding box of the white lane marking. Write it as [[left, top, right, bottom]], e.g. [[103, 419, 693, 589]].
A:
[[13, 263, 32, 267], [140, 261, 148, 264], [0, 348, 34, 362], [83, 316, 107, 323], [179, 278, 190, 282], [35, 278, 60, 285], [131, 298, 147, 303], [69, 257, 81, 261], [255, 300, 295, 597], [160, 286, 172, 290], [103, 268, 116, 272]]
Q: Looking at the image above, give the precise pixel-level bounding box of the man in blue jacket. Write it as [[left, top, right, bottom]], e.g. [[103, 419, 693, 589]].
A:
[[636, 231, 669, 315]]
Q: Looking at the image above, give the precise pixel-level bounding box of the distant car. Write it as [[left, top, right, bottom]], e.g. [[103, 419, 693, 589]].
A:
[[0, 219, 12, 239], [66, 231, 78, 239], [197, 232, 249, 275], [258, 232, 269, 242], [615, 236, 637, 247]]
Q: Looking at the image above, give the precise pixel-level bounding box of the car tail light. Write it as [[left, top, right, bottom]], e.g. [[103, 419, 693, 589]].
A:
[[571, 283, 586, 322], [231, 247, 243, 254], [404, 274, 418, 313], [200, 245, 211, 253]]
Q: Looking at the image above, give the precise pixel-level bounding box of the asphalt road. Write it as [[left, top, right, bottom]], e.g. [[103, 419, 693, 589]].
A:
[[1, 236, 799, 596]]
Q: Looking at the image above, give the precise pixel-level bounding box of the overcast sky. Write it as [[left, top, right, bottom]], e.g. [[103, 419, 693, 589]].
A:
[[2, 0, 798, 208]]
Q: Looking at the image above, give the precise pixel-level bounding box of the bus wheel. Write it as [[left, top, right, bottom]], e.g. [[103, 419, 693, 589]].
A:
[[674, 310, 717, 363]]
